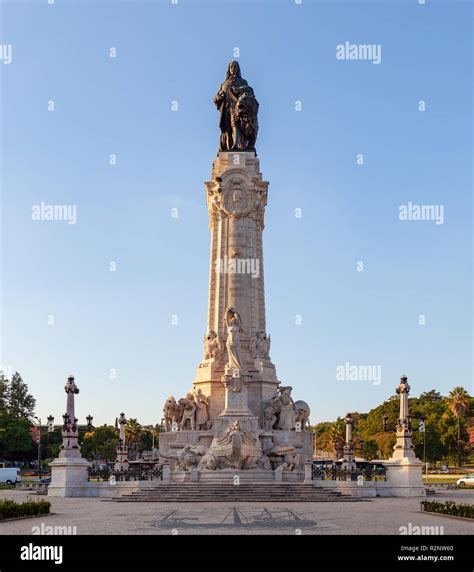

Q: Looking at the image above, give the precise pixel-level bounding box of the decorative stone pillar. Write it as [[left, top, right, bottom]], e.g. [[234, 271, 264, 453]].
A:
[[342, 413, 356, 468], [114, 412, 129, 471], [392, 375, 416, 459], [49, 375, 90, 497], [385, 375, 425, 497]]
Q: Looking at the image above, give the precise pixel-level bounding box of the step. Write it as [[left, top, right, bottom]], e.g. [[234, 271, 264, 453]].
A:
[[110, 483, 361, 502]]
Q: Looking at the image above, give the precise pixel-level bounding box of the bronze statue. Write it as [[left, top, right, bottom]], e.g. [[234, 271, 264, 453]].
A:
[[214, 61, 259, 153]]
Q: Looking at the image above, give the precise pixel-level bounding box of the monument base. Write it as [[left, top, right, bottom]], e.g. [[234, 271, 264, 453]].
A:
[[48, 457, 91, 497], [383, 457, 426, 497]]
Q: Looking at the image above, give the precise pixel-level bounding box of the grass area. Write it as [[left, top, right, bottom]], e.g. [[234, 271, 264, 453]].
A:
[[424, 477, 462, 484]]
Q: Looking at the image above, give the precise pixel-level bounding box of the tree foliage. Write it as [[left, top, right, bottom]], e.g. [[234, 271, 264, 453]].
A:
[[313, 387, 473, 465]]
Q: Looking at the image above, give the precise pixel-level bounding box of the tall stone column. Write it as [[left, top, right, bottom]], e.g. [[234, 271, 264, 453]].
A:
[[193, 152, 279, 423], [49, 375, 90, 497], [342, 413, 356, 468], [114, 412, 129, 471]]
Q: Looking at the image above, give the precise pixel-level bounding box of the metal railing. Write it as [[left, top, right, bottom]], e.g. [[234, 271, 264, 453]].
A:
[[311, 463, 387, 482], [87, 465, 163, 482]]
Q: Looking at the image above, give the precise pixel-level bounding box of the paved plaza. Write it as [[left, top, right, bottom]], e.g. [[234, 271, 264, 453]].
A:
[[0, 489, 472, 536]]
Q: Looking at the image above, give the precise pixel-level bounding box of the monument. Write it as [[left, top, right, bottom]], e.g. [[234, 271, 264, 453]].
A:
[[342, 413, 356, 468], [159, 61, 312, 480], [384, 376, 425, 496], [114, 413, 129, 471], [48, 375, 90, 497]]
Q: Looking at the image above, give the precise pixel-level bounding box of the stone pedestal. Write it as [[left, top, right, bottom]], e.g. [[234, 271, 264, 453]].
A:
[[48, 457, 91, 497], [49, 375, 91, 497], [384, 458, 425, 497]]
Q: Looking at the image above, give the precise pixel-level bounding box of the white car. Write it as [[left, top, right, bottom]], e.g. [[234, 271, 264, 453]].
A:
[[0, 468, 21, 485], [456, 474, 474, 488]]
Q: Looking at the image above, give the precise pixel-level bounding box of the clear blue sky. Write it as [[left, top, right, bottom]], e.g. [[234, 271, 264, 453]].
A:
[[1, 0, 472, 426]]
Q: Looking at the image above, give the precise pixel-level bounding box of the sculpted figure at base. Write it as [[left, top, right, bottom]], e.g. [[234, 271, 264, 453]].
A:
[[193, 388, 210, 430], [260, 386, 309, 431], [294, 400, 310, 429], [277, 387, 296, 430], [179, 393, 196, 431], [258, 444, 302, 472], [162, 389, 212, 432], [162, 396, 183, 432], [160, 444, 208, 471], [202, 420, 262, 470]]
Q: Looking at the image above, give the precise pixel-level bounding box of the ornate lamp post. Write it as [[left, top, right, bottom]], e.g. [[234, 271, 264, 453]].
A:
[[382, 415, 389, 432], [86, 415, 94, 431]]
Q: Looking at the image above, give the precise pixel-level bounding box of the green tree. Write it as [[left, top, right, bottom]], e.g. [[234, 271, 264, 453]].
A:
[[0, 372, 8, 413], [447, 387, 471, 467], [6, 372, 36, 419], [0, 416, 34, 460], [40, 428, 63, 461], [419, 390, 442, 403], [362, 439, 379, 461], [125, 418, 142, 449], [80, 425, 119, 463], [138, 429, 153, 453]]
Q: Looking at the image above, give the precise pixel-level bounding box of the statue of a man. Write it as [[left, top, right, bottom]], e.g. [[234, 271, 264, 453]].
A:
[[178, 393, 196, 431], [193, 388, 209, 430], [214, 61, 259, 153], [277, 387, 296, 431]]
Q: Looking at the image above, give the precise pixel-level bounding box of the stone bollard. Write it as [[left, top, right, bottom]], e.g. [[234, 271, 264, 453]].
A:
[[162, 463, 171, 483], [304, 461, 312, 484]]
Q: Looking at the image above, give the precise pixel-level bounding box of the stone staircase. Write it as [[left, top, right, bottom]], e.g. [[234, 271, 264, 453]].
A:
[[111, 483, 361, 503]]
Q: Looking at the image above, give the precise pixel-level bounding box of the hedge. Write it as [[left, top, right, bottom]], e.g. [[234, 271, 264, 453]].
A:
[[421, 500, 474, 519], [0, 499, 51, 521]]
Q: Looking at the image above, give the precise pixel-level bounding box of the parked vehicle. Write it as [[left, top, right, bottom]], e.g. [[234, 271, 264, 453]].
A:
[[0, 468, 21, 485], [430, 466, 449, 474], [456, 474, 474, 488]]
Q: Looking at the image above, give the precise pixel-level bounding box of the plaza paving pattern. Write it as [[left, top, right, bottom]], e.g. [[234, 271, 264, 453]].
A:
[[0, 489, 472, 535]]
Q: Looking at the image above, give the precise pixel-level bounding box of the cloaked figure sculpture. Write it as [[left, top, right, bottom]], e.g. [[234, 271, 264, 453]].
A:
[[214, 60, 259, 153]]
